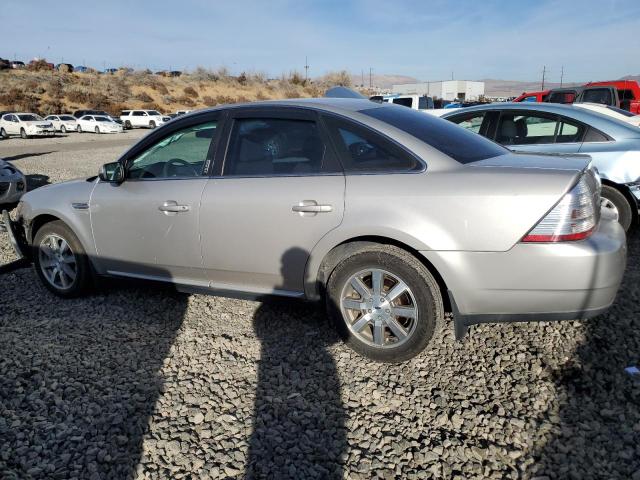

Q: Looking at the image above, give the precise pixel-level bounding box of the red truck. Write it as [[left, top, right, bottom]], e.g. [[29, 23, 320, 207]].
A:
[[513, 80, 640, 114]]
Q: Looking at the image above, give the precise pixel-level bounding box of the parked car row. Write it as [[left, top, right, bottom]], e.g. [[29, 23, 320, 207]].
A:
[[514, 80, 640, 114], [0, 98, 628, 363]]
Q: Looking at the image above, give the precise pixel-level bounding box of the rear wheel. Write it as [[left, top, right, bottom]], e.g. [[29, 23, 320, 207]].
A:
[[33, 221, 91, 297], [124, 120, 131, 129], [601, 185, 633, 232], [0, 128, 7, 139], [20, 128, 28, 139], [95, 126, 100, 134], [326, 243, 443, 363], [77, 125, 82, 133]]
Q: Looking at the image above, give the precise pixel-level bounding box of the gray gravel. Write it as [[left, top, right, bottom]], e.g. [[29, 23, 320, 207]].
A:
[[1, 134, 639, 479]]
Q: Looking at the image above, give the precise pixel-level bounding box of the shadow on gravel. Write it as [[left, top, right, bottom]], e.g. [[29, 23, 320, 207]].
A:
[[247, 248, 347, 479], [3, 152, 55, 162], [0, 265, 187, 480], [533, 231, 640, 478]]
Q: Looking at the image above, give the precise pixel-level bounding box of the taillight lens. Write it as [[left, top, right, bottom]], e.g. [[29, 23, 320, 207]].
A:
[[522, 169, 601, 243]]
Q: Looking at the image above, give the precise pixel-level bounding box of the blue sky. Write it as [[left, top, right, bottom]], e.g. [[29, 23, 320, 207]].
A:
[[2, 0, 639, 82]]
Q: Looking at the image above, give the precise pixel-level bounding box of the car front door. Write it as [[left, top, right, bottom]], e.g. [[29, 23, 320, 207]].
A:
[[90, 114, 222, 285], [7, 115, 20, 135], [493, 110, 583, 155], [199, 108, 345, 296]]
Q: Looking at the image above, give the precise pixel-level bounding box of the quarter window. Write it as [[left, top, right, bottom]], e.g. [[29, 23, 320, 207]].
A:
[[128, 121, 217, 179], [224, 118, 327, 176], [325, 116, 421, 172]]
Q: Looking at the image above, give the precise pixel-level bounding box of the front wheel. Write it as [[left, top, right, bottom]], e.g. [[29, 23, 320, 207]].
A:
[[33, 221, 92, 297], [149, 120, 156, 129], [326, 243, 443, 363], [20, 128, 28, 139], [95, 126, 100, 134], [124, 120, 131, 129], [0, 128, 7, 139], [60, 125, 66, 134], [601, 185, 633, 232], [77, 125, 82, 133]]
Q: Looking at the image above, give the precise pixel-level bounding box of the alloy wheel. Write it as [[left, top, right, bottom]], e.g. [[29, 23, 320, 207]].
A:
[[38, 233, 77, 290], [340, 268, 418, 348]]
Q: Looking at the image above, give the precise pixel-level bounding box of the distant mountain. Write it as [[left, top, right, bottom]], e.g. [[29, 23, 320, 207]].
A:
[[350, 73, 419, 89]]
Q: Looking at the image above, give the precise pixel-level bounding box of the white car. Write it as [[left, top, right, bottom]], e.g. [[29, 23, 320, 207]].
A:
[[0, 113, 56, 139], [573, 102, 640, 127], [76, 115, 123, 134], [44, 114, 78, 133], [120, 110, 170, 129]]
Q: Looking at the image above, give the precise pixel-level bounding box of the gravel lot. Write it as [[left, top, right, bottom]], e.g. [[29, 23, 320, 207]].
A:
[[1, 132, 639, 479]]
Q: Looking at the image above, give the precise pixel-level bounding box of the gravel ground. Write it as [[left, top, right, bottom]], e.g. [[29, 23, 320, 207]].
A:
[[1, 133, 639, 479]]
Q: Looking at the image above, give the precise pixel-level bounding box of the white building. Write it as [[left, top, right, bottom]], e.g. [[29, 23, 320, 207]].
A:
[[392, 80, 485, 101]]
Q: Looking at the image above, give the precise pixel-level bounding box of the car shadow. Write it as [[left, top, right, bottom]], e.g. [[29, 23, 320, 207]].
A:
[[532, 230, 640, 477], [0, 260, 187, 480], [246, 247, 347, 479]]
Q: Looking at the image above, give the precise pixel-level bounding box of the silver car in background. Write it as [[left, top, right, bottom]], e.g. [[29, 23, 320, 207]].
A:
[[3, 99, 627, 362], [442, 102, 640, 231]]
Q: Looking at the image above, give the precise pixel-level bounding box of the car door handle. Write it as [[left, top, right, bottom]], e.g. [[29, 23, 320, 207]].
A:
[[292, 201, 333, 213], [158, 200, 190, 213]]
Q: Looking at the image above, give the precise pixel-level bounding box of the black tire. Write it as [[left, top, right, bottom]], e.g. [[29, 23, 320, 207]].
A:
[[33, 220, 91, 298], [149, 120, 156, 129], [77, 125, 82, 133], [60, 125, 66, 134], [601, 185, 633, 232], [0, 128, 7, 139], [124, 120, 131, 130], [20, 128, 27, 139], [326, 243, 443, 363], [95, 126, 100, 134]]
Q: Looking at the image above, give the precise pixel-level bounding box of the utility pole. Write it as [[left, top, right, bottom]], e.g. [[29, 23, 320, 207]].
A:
[[560, 65, 564, 87], [541, 65, 546, 90], [304, 56, 309, 82], [369, 67, 373, 89], [361, 69, 364, 87]]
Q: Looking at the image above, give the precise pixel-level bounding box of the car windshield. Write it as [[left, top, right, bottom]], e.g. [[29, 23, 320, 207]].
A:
[[360, 105, 508, 164], [95, 116, 111, 122], [59, 115, 76, 121], [148, 111, 161, 116], [18, 114, 41, 121]]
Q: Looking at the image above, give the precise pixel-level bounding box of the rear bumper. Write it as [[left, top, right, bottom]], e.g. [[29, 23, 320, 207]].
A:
[[421, 212, 627, 338]]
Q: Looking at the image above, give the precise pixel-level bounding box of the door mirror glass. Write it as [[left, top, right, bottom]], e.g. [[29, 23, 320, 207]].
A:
[[99, 162, 124, 183]]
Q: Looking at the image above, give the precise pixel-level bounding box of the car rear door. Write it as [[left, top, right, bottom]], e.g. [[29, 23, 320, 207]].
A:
[[199, 107, 345, 296], [90, 113, 222, 285]]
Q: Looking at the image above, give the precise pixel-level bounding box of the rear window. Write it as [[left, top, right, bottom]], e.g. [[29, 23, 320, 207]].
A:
[[360, 105, 507, 164]]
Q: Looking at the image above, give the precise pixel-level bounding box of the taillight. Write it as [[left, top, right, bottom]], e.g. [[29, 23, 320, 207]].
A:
[[522, 169, 601, 243]]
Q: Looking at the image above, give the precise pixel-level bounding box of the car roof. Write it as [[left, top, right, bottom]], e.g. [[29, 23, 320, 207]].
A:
[[441, 102, 640, 139]]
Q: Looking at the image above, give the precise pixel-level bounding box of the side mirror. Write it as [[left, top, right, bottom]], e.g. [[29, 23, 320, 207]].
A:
[[98, 162, 124, 184]]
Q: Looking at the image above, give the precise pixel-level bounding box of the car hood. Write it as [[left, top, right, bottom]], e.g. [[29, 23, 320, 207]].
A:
[[22, 120, 52, 127], [470, 152, 591, 172]]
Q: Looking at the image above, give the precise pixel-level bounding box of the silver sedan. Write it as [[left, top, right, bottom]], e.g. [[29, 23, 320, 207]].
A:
[[442, 102, 640, 231], [3, 99, 627, 362]]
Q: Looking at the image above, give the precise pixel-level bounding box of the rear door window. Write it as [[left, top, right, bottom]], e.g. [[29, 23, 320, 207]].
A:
[[581, 88, 614, 105], [223, 118, 330, 176], [496, 113, 558, 145]]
